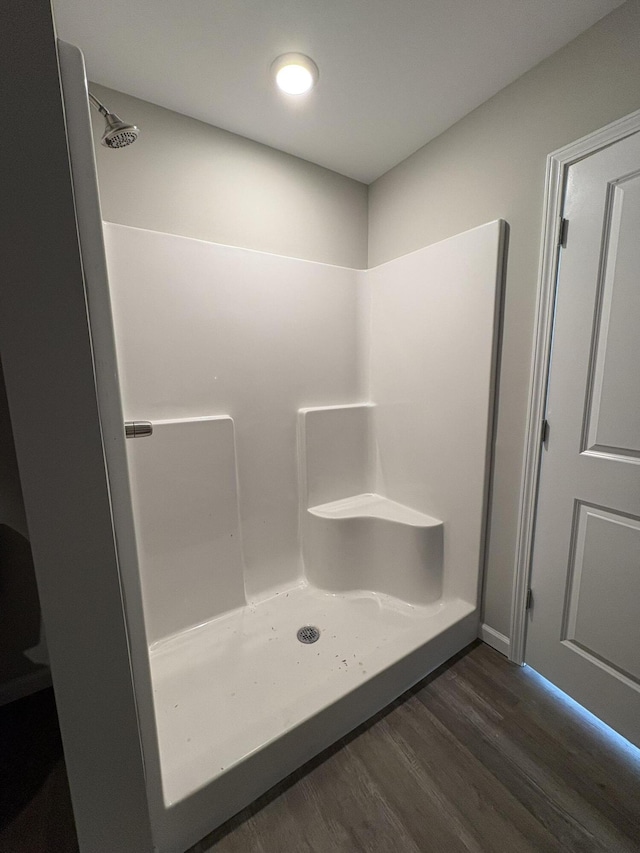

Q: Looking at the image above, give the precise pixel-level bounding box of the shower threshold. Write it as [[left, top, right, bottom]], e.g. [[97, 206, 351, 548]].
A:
[[149, 583, 476, 812]]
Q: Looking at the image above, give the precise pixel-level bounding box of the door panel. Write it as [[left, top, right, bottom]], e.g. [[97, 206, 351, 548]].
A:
[[565, 503, 640, 682], [584, 171, 640, 458], [526, 130, 640, 747]]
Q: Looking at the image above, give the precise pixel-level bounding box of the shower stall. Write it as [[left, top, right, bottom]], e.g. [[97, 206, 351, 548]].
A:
[[30, 39, 504, 853]]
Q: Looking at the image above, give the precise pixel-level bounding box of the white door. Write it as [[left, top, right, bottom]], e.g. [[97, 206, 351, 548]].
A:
[[526, 130, 640, 747]]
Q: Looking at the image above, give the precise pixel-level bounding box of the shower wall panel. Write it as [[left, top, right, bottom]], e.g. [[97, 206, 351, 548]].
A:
[[104, 223, 363, 603], [300, 403, 375, 507], [126, 416, 244, 644], [365, 221, 505, 604]]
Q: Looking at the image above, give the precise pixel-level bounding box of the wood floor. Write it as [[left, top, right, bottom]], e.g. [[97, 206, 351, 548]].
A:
[[0, 688, 77, 853], [3, 642, 640, 852]]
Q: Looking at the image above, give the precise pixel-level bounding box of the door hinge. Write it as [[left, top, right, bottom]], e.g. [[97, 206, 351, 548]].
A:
[[541, 418, 550, 446], [526, 588, 533, 611], [559, 217, 569, 248]]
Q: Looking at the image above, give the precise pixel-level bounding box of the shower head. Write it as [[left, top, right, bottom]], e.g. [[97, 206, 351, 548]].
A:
[[88, 92, 139, 149], [101, 112, 140, 148]]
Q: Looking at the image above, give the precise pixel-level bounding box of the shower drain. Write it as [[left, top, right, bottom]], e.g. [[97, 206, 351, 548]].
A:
[[297, 625, 320, 644]]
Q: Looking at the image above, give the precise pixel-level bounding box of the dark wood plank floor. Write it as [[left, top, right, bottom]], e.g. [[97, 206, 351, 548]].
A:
[[193, 642, 640, 853], [3, 642, 640, 853]]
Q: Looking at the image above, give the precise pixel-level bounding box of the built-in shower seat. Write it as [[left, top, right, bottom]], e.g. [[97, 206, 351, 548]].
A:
[[299, 404, 444, 606]]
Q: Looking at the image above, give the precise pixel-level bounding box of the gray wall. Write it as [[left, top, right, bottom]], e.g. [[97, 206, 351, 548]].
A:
[[0, 363, 27, 538], [368, 0, 640, 640], [89, 84, 368, 269], [0, 363, 40, 688], [0, 6, 152, 847]]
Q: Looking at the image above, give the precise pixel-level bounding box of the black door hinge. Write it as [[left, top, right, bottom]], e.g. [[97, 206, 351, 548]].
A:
[[526, 589, 533, 611], [559, 217, 569, 248], [541, 418, 550, 446]]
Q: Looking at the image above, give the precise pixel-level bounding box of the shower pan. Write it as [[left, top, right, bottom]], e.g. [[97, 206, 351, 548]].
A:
[[58, 40, 505, 853]]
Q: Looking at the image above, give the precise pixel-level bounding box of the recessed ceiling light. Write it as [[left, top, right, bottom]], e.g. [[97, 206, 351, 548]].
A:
[[271, 53, 319, 96]]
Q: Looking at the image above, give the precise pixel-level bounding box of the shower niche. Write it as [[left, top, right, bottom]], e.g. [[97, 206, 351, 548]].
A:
[[100, 216, 505, 851]]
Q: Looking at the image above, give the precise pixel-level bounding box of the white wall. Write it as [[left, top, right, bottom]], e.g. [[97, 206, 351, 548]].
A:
[[105, 220, 502, 645], [105, 223, 362, 634], [367, 222, 505, 606], [0, 68, 370, 688], [0, 79, 367, 532], [89, 83, 369, 269], [368, 0, 640, 641]]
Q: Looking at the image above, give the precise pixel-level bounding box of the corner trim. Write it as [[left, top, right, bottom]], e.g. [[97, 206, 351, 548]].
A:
[[509, 108, 640, 665]]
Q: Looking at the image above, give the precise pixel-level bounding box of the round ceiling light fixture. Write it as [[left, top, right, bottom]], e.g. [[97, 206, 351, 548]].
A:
[[271, 53, 319, 95]]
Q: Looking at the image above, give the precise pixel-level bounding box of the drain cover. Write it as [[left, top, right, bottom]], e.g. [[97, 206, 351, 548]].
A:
[[297, 625, 320, 644]]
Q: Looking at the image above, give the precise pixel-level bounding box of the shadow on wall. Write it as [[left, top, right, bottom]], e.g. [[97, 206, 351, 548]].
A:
[[0, 359, 28, 539], [0, 356, 49, 693], [0, 525, 48, 684]]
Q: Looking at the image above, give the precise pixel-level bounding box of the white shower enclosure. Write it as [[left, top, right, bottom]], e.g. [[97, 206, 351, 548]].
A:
[[59, 42, 505, 853]]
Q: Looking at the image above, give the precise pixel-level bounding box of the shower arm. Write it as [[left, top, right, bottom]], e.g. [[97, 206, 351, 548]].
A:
[[88, 91, 110, 118]]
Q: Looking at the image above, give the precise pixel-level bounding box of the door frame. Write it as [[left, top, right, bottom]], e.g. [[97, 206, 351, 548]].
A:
[[510, 108, 640, 666]]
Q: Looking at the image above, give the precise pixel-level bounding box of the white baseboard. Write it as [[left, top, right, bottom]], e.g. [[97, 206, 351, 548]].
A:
[[479, 623, 511, 658]]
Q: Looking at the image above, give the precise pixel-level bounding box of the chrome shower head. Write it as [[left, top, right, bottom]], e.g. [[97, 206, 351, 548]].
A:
[[88, 92, 139, 149], [101, 112, 140, 149]]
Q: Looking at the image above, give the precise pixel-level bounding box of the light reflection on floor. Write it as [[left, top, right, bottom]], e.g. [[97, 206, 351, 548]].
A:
[[523, 665, 640, 766]]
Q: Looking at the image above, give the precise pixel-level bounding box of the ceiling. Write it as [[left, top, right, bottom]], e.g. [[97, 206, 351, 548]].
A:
[[52, 0, 624, 183]]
